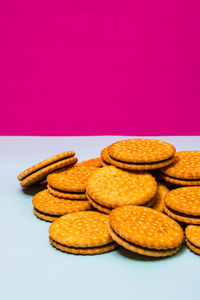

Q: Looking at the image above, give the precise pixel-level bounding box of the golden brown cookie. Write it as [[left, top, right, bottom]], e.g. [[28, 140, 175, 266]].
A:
[[151, 183, 169, 212], [160, 173, 200, 186], [164, 187, 200, 224], [47, 185, 87, 200], [78, 158, 102, 167], [49, 237, 117, 255], [185, 225, 200, 255], [49, 211, 118, 255], [107, 155, 175, 171], [18, 151, 77, 187], [161, 151, 200, 180], [32, 190, 91, 222], [102, 146, 175, 170], [109, 138, 175, 162], [86, 166, 157, 209], [108, 206, 184, 257], [47, 164, 99, 193]]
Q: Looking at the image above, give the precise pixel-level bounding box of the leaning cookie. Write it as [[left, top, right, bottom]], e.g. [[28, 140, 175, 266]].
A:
[[151, 183, 169, 212], [18, 151, 77, 187]]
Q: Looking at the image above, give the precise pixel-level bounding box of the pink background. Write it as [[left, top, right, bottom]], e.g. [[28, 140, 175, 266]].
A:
[[0, 1, 200, 136]]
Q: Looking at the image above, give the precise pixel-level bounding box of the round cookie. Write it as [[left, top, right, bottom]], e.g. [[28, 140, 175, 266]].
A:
[[47, 164, 99, 193], [18, 151, 75, 181], [108, 139, 175, 163], [32, 190, 91, 222], [185, 225, 200, 255], [164, 187, 200, 224], [49, 211, 118, 255], [86, 166, 157, 209], [108, 206, 184, 257], [18, 151, 77, 188], [47, 185, 87, 200], [151, 183, 169, 212], [78, 158, 102, 167], [161, 151, 200, 180]]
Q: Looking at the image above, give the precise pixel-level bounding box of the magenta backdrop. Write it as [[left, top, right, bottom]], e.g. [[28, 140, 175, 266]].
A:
[[0, 1, 200, 136]]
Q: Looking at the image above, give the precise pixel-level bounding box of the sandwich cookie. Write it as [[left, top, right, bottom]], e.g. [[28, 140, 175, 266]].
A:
[[185, 225, 200, 255], [18, 151, 77, 188], [49, 211, 118, 255], [164, 187, 200, 224], [108, 206, 184, 257], [151, 183, 169, 212], [107, 139, 175, 170], [32, 190, 91, 222], [86, 166, 157, 214], [47, 164, 99, 199], [160, 151, 200, 186]]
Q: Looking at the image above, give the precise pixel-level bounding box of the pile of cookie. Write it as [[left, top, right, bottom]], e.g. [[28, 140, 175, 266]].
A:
[[17, 139, 200, 257]]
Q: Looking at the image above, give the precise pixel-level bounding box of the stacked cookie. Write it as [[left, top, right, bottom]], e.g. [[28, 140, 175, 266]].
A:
[[17, 139, 200, 257], [101, 139, 176, 170], [160, 151, 200, 186], [47, 164, 99, 200], [32, 189, 91, 222], [86, 166, 157, 214], [33, 163, 102, 222], [18, 151, 77, 187]]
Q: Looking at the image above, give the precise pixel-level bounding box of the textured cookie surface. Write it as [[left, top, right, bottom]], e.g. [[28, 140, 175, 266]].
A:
[[161, 151, 200, 180], [164, 187, 200, 216], [107, 224, 182, 257], [49, 211, 113, 248], [18, 151, 75, 181], [160, 173, 200, 186], [47, 165, 99, 192], [78, 158, 102, 167], [109, 206, 184, 250], [50, 237, 117, 255], [32, 189, 91, 216], [47, 185, 87, 199], [20, 156, 78, 187], [185, 225, 200, 248], [108, 153, 174, 171], [108, 139, 175, 163], [151, 183, 169, 212], [86, 166, 157, 208]]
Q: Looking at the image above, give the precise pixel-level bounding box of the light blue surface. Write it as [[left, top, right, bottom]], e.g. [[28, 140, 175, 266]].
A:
[[0, 136, 200, 300]]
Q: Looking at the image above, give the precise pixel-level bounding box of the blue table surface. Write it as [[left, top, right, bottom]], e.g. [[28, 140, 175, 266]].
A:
[[1, 136, 200, 300]]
